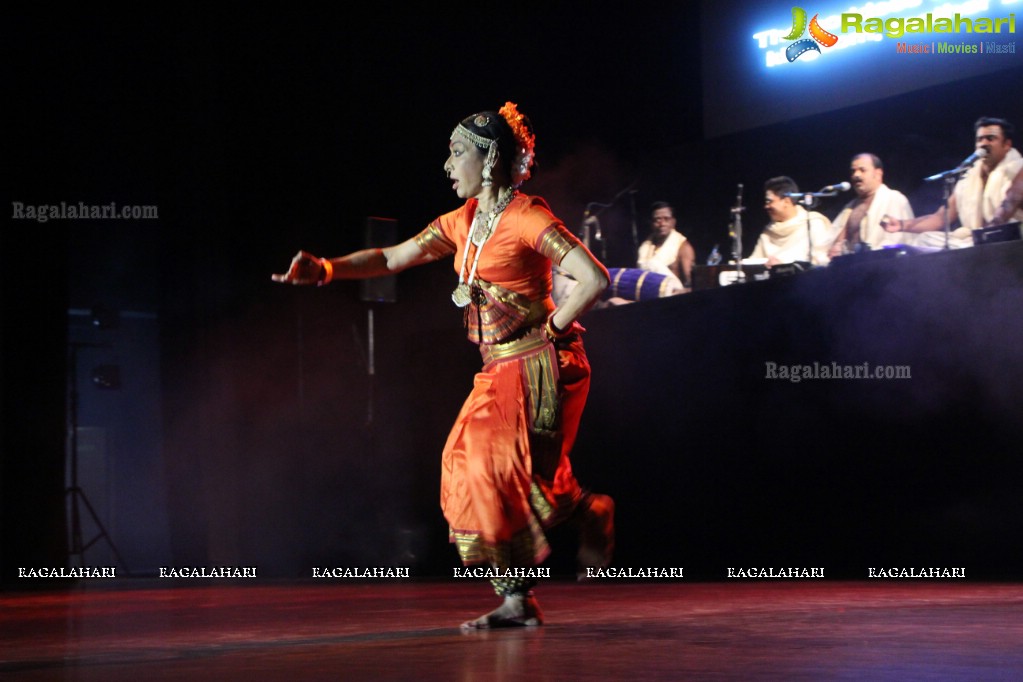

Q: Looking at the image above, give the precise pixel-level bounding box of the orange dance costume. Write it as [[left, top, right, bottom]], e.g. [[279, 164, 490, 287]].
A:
[[415, 194, 597, 576]]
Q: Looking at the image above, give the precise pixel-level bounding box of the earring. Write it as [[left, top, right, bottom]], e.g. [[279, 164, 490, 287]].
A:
[[482, 142, 497, 188]]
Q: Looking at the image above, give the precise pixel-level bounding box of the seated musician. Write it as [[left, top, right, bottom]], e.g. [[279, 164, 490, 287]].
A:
[[637, 201, 694, 291], [601, 201, 691, 305], [751, 176, 833, 266], [882, 118, 1022, 249], [827, 153, 915, 258]]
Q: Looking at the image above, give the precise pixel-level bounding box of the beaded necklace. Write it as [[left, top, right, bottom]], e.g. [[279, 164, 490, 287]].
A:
[[451, 188, 515, 307]]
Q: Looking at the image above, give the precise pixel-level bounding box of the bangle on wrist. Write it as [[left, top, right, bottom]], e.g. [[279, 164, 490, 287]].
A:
[[545, 313, 570, 341], [318, 258, 334, 286]]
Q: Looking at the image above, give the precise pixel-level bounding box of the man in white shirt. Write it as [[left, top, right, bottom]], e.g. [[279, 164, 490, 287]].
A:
[[828, 153, 914, 258], [883, 117, 1023, 249], [751, 176, 833, 266], [636, 201, 695, 290]]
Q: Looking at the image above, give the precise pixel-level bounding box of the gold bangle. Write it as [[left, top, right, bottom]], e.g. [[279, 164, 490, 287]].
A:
[[544, 313, 570, 341], [318, 258, 334, 286]]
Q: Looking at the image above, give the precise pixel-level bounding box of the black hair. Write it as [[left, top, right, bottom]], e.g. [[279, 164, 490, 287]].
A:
[[457, 110, 531, 181], [974, 117, 1015, 144], [764, 176, 798, 197], [650, 201, 674, 217], [851, 153, 883, 170]]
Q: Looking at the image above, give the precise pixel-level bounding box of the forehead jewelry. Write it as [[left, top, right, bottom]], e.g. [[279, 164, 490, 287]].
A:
[[453, 115, 494, 149], [453, 115, 499, 189], [452, 116, 499, 188]]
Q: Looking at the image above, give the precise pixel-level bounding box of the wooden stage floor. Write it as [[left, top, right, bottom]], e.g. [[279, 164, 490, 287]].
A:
[[1, 581, 1021, 680]]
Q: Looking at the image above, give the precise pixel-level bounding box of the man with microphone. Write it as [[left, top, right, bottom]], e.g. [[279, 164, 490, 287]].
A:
[[751, 176, 834, 266], [828, 153, 915, 258], [882, 117, 1022, 249]]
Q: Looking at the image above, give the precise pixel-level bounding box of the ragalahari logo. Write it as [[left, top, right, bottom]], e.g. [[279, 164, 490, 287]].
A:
[[783, 7, 839, 62]]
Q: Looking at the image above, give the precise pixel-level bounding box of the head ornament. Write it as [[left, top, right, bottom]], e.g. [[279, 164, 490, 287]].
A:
[[451, 102, 536, 187]]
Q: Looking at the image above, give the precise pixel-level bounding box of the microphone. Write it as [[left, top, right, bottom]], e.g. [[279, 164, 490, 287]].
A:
[[731, 183, 745, 213], [956, 147, 988, 168], [821, 182, 851, 193], [923, 148, 988, 182]]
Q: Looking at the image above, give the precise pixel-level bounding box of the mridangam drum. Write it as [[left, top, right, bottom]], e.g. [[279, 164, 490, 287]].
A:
[[606, 268, 684, 301]]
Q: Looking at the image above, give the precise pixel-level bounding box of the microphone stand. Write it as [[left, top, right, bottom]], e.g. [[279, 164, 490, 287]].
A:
[[582, 202, 610, 263], [729, 183, 745, 282], [787, 188, 843, 264], [581, 181, 640, 264], [924, 164, 973, 251], [628, 190, 639, 255]]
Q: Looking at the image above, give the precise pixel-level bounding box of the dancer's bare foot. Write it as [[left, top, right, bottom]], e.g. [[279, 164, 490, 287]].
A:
[[577, 493, 615, 580], [460, 593, 544, 629]]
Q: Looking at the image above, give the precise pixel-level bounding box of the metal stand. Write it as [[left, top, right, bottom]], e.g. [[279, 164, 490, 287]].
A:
[[787, 186, 845, 264], [729, 183, 745, 281], [581, 181, 639, 263], [66, 342, 129, 571], [627, 188, 639, 254], [924, 158, 977, 250], [366, 307, 375, 427], [790, 192, 821, 263], [927, 170, 969, 250], [581, 204, 606, 262]]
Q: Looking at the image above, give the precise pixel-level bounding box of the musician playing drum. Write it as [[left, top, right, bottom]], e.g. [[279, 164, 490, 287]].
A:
[[637, 201, 695, 291]]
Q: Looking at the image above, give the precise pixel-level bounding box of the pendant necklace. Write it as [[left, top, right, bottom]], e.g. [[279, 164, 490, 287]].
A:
[[452, 189, 515, 307]]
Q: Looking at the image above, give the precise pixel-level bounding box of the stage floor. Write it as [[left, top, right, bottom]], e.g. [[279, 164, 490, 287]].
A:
[[1, 581, 1021, 680]]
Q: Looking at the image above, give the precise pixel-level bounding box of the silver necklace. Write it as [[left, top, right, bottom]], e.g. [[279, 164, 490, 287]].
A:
[[452, 189, 515, 307]]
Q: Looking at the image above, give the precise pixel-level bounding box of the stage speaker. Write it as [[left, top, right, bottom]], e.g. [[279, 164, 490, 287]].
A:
[[359, 217, 398, 303]]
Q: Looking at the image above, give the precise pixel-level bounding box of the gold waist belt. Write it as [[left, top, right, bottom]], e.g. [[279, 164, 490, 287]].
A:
[[480, 327, 550, 367]]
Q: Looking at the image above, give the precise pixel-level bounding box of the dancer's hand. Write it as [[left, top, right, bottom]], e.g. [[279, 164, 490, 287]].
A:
[[272, 251, 324, 285]]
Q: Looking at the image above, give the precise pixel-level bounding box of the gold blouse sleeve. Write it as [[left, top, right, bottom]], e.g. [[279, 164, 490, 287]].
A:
[[533, 222, 580, 266], [414, 222, 457, 259]]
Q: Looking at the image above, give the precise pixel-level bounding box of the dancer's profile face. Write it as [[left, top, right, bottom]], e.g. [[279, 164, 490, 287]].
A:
[[445, 134, 486, 199]]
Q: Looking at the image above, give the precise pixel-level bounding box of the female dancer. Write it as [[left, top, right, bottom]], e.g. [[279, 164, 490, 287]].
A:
[[274, 103, 613, 628]]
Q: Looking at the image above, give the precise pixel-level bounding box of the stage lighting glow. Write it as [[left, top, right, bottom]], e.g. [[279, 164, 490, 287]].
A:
[[753, 0, 1012, 68], [702, 0, 1022, 136]]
